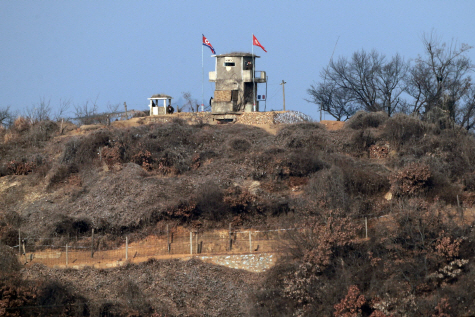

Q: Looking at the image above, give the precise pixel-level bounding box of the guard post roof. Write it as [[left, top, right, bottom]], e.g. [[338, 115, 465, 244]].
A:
[[213, 52, 260, 58]]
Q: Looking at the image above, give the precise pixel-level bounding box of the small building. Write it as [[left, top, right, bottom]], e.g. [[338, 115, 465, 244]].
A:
[[209, 52, 266, 114], [148, 94, 173, 116]]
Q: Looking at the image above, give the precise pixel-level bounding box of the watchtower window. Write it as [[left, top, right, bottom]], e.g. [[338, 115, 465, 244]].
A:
[[224, 62, 235, 67]]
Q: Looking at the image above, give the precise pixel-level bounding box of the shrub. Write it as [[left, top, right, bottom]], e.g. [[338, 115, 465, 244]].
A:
[[334, 157, 390, 196], [0, 164, 9, 177], [30, 154, 51, 180], [61, 130, 111, 166], [54, 216, 91, 236], [250, 262, 298, 316], [195, 182, 227, 221], [132, 150, 155, 170], [345, 111, 388, 130], [229, 138, 251, 152], [382, 113, 428, 149], [117, 280, 154, 315], [47, 163, 79, 186], [345, 167, 390, 197], [28, 120, 59, 144], [6, 159, 36, 175], [101, 145, 125, 167], [349, 129, 378, 154], [147, 121, 193, 149], [0, 243, 21, 274], [435, 129, 475, 178], [464, 173, 475, 191], [275, 122, 330, 151], [13, 116, 30, 132], [0, 228, 21, 247], [279, 122, 324, 132], [191, 150, 218, 169], [157, 149, 190, 174], [306, 165, 348, 210], [286, 150, 328, 177], [333, 285, 368, 317], [35, 281, 89, 316], [389, 162, 432, 197]]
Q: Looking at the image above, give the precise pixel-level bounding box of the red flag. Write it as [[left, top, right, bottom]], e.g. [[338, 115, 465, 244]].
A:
[[253, 34, 267, 52], [202, 34, 216, 54]]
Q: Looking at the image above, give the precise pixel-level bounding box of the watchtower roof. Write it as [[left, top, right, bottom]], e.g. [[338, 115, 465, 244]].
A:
[[214, 52, 260, 58], [150, 94, 173, 99]]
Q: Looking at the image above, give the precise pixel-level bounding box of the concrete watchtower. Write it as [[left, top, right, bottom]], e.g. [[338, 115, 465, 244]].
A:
[[209, 52, 266, 114]]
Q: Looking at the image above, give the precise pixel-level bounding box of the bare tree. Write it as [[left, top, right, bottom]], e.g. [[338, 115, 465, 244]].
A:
[[306, 82, 356, 121], [406, 31, 473, 122], [74, 97, 99, 125], [182, 92, 199, 112], [105, 102, 120, 125], [53, 98, 72, 121], [308, 49, 408, 119], [328, 50, 383, 112], [106, 102, 120, 114], [377, 54, 409, 116], [0, 106, 14, 127], [26, 97, 52, 123], [458, 85, 475, 130]]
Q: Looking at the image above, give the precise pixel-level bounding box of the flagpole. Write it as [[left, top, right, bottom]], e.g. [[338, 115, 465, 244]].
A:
[[252, 34, 255, 112], [201, 41, 204, 112]]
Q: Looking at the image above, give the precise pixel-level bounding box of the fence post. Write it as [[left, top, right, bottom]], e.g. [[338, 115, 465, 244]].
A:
[[365, 217, 368, 239], [457, 195, 463, 224], [66, 244, 68, 267], [195, 232, 199, 254], [249, 231, 252, 253], [18, 229, 21, 256], [167, 224, 170, 253], [91, 229, 94, 258], [190, 232, 193, 255], [229, 223, 232, 251], [126, 236, 128, 261]]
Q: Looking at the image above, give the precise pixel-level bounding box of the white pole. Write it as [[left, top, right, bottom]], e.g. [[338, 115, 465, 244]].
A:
[[280, 80, 286, 111], [249, 231, 252, 252], [66, 244, 68, 267], [365, 217, 368, 239], [126, 236, 128, 260], [190, 232, 193, 255], [201, 43, 204, 112], [252, 34, 256, 112]]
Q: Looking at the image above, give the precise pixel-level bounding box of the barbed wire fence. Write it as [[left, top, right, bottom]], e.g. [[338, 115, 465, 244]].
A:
[[14, 204, 469, 269], [11, 216, 386, 268], [15, 225, 302, 268]]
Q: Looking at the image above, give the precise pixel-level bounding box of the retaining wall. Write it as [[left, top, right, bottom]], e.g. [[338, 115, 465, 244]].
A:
[[190, 252, 277, 273], [142, 111, 285, 125]]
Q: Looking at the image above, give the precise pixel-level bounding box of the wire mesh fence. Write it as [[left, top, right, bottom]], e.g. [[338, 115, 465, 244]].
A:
[[14, 215, 388, 269], [16, 227, 291, 268]]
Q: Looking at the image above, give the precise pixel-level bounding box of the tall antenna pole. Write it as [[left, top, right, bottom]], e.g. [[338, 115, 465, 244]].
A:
[[201, 43, 204, 112], [252, 34, 256, 112], [280, 80, 286, 111], [321, 36, 340, 121]]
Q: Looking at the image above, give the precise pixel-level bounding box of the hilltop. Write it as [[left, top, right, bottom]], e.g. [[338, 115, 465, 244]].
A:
[[1, 111, 475, 316]]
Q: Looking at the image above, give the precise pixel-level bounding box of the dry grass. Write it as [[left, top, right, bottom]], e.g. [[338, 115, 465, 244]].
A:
[[1, 113, 475, 316]]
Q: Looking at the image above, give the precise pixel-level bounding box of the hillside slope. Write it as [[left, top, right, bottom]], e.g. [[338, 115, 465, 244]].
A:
[[2, 112, 475, 316]]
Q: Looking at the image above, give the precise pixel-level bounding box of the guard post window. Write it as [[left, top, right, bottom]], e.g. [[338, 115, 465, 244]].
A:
[[224, 62, 235, 67]]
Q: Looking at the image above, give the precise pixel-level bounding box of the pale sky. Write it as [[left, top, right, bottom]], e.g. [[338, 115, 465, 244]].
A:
[[2, 1, 475, 121]]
